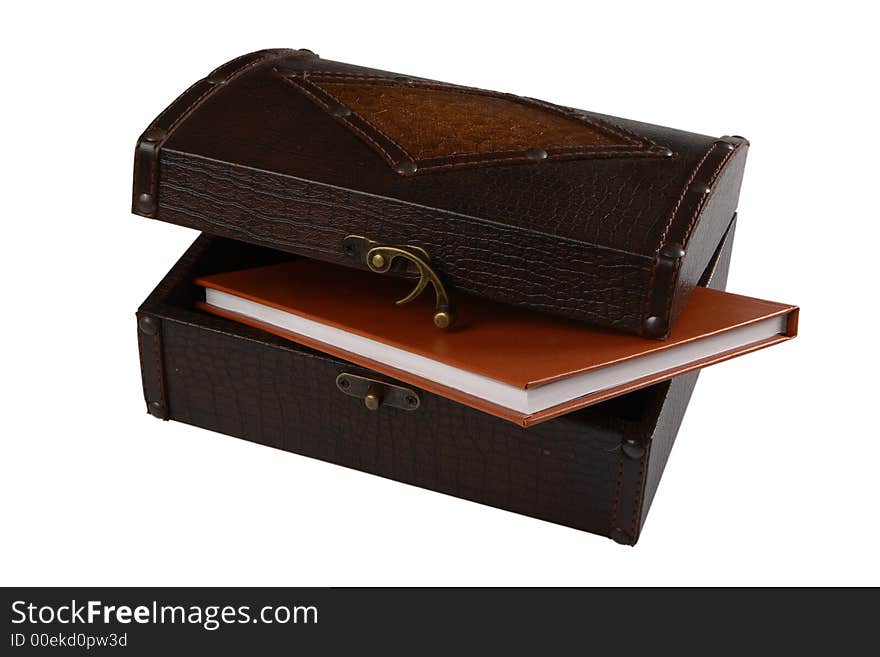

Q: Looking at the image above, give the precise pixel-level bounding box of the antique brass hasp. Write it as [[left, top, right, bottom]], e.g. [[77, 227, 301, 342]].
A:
[[342, 235, 456, 329]]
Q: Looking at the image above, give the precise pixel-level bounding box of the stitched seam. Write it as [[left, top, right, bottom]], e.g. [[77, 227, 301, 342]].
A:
[[302, 73, 415, 163], [640, 143, 718, 326], [146, 51, 292, 197], [629, 449, 647, 540], [659, 258, 684, 324], [658, 144, 740, 322], [550, 144, 668, 154], [206, 49, 268, 77], [164, 55, 272, 135], [413, 149, 666, 172], [152, 330, 165, 409], [152, 50, 286, 127], [147, 142, 161, 201], [656, 144, 718, 249], [152, 79, 205, 130], [610, 450, 625, 535], [342, 114, 413, 164], [137, 324, 149, 400], [297, 71, 415, 158], [279, 76, 407, 165], [417, 145, 665, 160], [521, 97, 649, 145], [296, 78, 407, 164], [680, 146, 739, 246], [132, 140, 141, 202]]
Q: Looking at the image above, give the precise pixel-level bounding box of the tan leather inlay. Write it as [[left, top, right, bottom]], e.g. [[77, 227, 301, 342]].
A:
[[317, 80, 623, 159]]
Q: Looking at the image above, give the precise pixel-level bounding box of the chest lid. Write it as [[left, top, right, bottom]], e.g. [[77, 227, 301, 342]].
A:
[[132, 48, 749, 338]]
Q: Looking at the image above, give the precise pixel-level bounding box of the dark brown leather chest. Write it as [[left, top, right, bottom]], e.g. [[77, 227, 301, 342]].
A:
[[133, 48, 754, 544]]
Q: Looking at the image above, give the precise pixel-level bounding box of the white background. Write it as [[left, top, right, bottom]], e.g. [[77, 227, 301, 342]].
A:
[[1, 1, 877, 586]]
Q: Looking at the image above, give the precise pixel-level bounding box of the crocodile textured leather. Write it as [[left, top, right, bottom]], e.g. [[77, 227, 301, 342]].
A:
[[135, 214, 735, 544], [132, 49, 749, 338]]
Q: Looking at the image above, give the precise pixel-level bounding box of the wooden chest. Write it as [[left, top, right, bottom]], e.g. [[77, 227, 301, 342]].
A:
[[133, 48, 770, 544]]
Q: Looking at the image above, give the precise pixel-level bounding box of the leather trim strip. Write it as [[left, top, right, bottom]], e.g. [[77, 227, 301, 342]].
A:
[[641, 136, 748, 338], [610, 433, 648, 546], [136, 313, 169, 419]]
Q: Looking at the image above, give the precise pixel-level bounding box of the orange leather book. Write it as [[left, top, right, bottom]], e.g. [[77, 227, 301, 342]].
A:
[[196, 260, 798, 427]]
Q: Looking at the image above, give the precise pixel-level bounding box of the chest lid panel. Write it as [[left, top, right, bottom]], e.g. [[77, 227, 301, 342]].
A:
[[132, 48, 748, 338]]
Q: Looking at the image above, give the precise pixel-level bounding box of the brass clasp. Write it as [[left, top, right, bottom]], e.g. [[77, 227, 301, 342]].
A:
[[335, 373, 421, 412], [342, 235, 456, 329]]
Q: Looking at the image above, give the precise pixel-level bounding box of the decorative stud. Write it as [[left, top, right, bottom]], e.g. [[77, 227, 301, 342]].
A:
[[204, 67, 230, 84], [147, 401, 166, 419], [714, 139, 736, 150], [138, 315, 159, 336], [331, 105, 352, 117], [370, 253, 386, 269], [525, 147, 548, 161], [611, 528, 633, 545], [660, 242, 686, 259], [433, 310, 453, 329], [142, 127, 166, 143], [135, 193, 156, 214], [644, 315, 668, 337], [622, 439, 646, 460], [662, 148, 674, 157], [394, 160, 418, 175]]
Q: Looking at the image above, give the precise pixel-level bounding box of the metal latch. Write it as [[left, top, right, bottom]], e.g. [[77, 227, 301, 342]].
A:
[[335, 373, 421, 412], [342, 235, 456, 329]]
